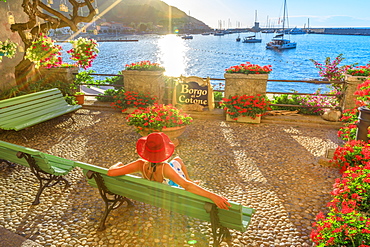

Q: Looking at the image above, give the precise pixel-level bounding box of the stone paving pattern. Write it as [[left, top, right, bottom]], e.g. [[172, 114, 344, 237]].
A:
[[0, 109, 342, 246]]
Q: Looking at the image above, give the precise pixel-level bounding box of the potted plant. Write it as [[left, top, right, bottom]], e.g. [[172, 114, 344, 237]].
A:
[[122, 61, 166, 103], [124, 60, 165, 71], [224, 61, 272, 99], [221, 94, 271, 123], [74, 92, 85, 105], [127, 103, 193, 146], [111, 90, 158, 113], [0, 39, 18, 62], [346, 64, 370, 77]]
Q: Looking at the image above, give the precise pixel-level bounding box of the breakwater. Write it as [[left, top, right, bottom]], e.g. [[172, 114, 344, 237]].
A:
[[307, 28, 370, 36]]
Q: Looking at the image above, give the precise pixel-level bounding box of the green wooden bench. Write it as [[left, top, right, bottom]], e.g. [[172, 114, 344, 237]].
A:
[[0, 88, 81, 131], [0, 140, 75, 205], [74, 161, 255, 246]]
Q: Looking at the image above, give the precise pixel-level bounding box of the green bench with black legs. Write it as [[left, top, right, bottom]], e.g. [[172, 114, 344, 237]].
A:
[[0, 140, 75, 205], [74, 161, 255, 247], [0, 88, 81, 131]]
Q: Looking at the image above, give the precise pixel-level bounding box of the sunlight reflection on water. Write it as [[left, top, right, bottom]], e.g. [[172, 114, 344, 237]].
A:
[[157, 34, 188, 77]]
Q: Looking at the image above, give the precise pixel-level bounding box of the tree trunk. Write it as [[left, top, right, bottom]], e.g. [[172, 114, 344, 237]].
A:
[[14, 59, 37, 90]]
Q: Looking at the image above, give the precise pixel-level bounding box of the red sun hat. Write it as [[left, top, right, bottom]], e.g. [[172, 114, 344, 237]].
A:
[[136, 132, 175, 163]]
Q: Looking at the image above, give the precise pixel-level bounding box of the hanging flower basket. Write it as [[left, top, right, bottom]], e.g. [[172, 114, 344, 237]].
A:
[[0, 39, 18, 62]]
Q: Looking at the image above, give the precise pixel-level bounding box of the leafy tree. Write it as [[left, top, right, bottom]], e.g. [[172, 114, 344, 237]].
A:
[[10, 0, 97, 87]]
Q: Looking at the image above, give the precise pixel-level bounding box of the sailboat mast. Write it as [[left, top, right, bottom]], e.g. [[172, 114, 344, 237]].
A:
[[282, 0, 286, 31]]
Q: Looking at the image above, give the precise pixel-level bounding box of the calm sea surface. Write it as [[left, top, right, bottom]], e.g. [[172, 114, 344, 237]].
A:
[[60, 33, 370, 93]]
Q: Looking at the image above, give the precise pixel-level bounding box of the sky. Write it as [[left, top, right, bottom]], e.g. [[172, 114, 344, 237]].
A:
[[162, 0, 370, 29]]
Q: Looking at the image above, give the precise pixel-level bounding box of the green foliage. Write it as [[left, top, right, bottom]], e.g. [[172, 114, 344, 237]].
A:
[[64, 95, 77, 105], [270, 93, 301, 111], [271, 88, 339, 115], [0, 79, 75, 100], [74, 70, 95, 89], [214, 91, 223, 108], [96, 89, 121, 102]]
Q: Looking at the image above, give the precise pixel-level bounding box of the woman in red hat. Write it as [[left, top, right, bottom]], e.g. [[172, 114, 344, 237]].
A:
[[107, 132, 230, 210]]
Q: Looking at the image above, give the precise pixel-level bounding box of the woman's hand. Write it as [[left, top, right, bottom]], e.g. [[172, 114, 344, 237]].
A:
[[211, 194, 231, 210]]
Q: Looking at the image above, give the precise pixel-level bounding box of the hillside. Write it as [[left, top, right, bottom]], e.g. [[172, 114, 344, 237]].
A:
[[95, 0, 211, 33]]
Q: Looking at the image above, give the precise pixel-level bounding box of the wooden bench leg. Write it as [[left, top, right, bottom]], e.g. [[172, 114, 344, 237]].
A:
[[86, 171, 134, 231], [16, 152, 70, 205], [204, 203, 232, 247]]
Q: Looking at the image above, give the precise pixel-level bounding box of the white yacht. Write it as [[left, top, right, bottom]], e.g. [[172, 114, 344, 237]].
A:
[[266, 0, 297, 50]]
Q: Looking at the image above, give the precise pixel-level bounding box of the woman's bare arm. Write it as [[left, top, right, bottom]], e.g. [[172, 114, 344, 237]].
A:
[[163, 163, 231, 210], [107, 159, 143, 176]]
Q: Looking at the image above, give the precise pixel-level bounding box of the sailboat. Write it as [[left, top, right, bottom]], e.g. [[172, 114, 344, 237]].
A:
[[242, 35, 261, 43], [243, 10, 262, 43], [266, 0, 296, 50]]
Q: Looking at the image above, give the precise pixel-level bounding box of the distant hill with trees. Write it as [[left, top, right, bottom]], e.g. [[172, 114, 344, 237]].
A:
[[96, 0, 211, 33]]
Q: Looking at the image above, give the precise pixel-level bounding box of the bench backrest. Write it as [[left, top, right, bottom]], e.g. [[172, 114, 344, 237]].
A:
[[75, 161, 254, 232], [0, 141, 75, 176], [0, 88, 81, 131]]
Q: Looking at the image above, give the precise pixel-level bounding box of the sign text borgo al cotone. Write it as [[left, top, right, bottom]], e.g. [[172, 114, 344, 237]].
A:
[[176, 81, 208, 106]]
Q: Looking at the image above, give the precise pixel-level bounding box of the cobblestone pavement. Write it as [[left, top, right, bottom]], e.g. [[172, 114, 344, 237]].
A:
[[0, 109, 342, 247]]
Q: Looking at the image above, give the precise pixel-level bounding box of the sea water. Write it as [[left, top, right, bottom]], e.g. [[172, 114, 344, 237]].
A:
[[60, 33, 370, 93]]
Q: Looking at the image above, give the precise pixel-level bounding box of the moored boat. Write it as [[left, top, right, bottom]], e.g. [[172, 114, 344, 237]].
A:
[[266, 34, 296, 49], [266, 0, 296, 50], [242, 35, 262, 43], [182, 34, 193, 39]]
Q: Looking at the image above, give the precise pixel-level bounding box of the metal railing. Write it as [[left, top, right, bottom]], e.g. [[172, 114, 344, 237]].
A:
[[78, 73, 345, 109]]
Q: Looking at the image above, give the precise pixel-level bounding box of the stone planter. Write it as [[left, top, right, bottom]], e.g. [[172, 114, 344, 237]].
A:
[[224, 73, 268, 98], [343, 74, 368, 110], [38, 67, 79, 90], [122, 70, 165, 103], [137, 126, 187, 147], [226, 114, 261, 124]]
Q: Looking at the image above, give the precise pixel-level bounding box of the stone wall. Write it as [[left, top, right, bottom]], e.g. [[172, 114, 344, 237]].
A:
[[224, 73, 268, 98], [0, 0, 26, 92]]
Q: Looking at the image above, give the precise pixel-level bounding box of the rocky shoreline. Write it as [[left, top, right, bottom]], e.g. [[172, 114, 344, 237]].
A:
[[0, 109, 342, 246]]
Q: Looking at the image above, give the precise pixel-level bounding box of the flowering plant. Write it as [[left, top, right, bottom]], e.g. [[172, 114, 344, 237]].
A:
[[297, 88, 339, 115], [311, 204, 370, 246], [354, 79, 370, 106], [67, 37, 99, 69], [125, 61, 165, 71], [25, 34, 99, 69], [310, 54, 356, 81], [221, 94, 271, 120], [330, 140, 370, 173], [330, 140, 370, 172], [311, 164, 370, 246], [127, 104, 193, 131], [0, 39, 18, 62], [225, 62, 272, 74], [110, 91, 157, 113], [25, 34, 62, 68], [337, 108, 359, 142], [347, 64, 370, 77]]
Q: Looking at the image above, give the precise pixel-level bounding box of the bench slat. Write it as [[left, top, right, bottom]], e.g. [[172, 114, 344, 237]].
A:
[[0, 95, 67, 117], [0, 102, 80, 126], [1, 105, 81, 131], [0, 88, 63, 109], [0, 98, 74, 125]]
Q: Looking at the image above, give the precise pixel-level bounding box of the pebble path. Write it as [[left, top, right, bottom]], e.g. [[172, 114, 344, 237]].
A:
[[0, 109, 342, 246]]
